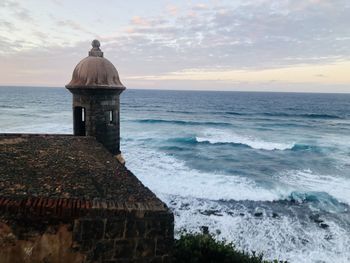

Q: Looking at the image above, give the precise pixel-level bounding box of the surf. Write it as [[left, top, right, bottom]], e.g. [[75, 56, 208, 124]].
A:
[[134, 119, 232, 127], [195, 129, 295, 151]]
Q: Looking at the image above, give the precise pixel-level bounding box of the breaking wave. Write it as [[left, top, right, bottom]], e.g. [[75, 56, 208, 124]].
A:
[[262, 113, 342, 119], [167, 135, 326, 153], [135, 119, 232, 127], [288, 191, 348, 213], [198, 129, 293, 150], [195, 135, 294, 151], [167, 135, 297, 151], [168, 128, 295, 151]]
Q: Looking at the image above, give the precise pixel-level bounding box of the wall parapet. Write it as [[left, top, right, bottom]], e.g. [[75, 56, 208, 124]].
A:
[[0, 196, 168, 220]]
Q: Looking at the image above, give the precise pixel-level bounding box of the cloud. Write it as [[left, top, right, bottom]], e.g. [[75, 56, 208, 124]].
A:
[[4, 0, 350, 72], [13, 8, 34, 22], [130, 16, 168, 28], [110, 0, 350, 75], [0, 37, 22, 53], [131, 16, 150, 26], [166, 5, 178, 16], [0, 0, 35, 23], [192, 4, 209, 11], [0, 41, 88, 85], [0, 0, 19, 8], [1, 0, 350, 91], [56, 20, 92, 35], [0, 20, 16, 31], [51, 0, 63, 6]]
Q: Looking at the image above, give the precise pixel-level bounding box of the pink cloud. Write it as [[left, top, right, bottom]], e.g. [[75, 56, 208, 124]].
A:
[[131, 16, 150, 26], [166, 5, 178, 16]]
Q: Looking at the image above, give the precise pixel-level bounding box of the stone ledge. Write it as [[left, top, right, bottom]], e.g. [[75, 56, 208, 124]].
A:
[[0, 197, 169, 219]]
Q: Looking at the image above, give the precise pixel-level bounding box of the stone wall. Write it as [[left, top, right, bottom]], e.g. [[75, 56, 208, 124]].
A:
[[0, 198, 174, 263], [0, 222, 85, 263], [71, 89, 122, 155], [73, 208, 173, 262]]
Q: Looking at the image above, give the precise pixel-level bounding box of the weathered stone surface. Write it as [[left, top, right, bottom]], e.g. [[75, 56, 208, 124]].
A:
[[0, 134, 163, 204], [105, 219, 125, 239], [69, 90, 123, 155], [114, 239, 135, 259], [126, 220, 146, 238], [93, 240, 116, 261], [0, 222, 85, 263], [81, 219, 105, 241], [0, 133, 174, 262], [135, 238, 155, 258], [155, 238, 173, 256], [0, 207, 174, 263]]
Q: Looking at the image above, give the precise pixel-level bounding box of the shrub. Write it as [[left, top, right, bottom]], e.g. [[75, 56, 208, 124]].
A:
[[174, 233, 284, 263]]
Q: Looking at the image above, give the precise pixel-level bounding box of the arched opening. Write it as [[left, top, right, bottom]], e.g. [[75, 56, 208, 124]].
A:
[[74, 106, 86, 136]]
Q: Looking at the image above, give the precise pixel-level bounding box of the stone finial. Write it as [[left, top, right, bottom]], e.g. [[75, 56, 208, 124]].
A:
[[89, 39, 103, 57], [92, 39, 100, 48]]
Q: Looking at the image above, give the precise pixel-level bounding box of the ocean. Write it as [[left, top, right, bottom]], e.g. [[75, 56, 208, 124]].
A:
[[1, 86, 350, 263]]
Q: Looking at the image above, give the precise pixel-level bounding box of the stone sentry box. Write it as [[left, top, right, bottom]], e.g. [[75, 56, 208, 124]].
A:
[[0, 40, 174, 263], [66, 39, 125, 157]]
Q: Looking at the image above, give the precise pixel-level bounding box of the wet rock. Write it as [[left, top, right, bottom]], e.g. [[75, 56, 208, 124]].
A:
[[272, 212, 279, 218], [320, 223, 329, 229], [291, 237, 296, 244], [200, 226, 209, 235], [180, 203, 190, 210], [200, 210, 223, 216], [254, 212, 263, 217], [239, 213, 245, 217], [227, 211, 234, 216], [301, 238, 309, 245], [310, 214, 323, 224], [325, 234, 333, 241]]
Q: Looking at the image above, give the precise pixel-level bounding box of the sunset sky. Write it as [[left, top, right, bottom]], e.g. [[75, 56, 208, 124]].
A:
[[1, 0, 350, 92]]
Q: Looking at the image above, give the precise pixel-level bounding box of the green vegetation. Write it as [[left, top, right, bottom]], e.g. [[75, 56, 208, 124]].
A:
[[174, 233, 285, 263]]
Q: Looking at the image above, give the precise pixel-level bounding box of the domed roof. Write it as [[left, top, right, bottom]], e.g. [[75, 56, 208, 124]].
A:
[[66, 40, 125, 90]]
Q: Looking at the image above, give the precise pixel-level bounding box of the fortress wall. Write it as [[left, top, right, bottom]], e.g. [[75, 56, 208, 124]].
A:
[[0, 198, 174, 263]]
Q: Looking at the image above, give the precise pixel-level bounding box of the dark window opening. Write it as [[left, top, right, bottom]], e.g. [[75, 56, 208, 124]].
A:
[[74, 106, 86, 136]]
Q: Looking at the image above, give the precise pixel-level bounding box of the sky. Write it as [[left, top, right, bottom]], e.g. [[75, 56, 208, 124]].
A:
[[0, 0, 350, 92]]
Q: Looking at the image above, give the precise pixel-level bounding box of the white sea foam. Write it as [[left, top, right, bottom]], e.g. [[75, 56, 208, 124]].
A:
[[277, 169, 350, 206], [163, 195, 350, 263], [123, 143, 279, 201], [196, 128, 295, 151], [123, 140, 350, 206], [123, 144, 350, 263]]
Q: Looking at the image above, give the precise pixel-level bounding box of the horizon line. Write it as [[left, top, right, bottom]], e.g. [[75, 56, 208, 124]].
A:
[[0, 84, 350, 95]]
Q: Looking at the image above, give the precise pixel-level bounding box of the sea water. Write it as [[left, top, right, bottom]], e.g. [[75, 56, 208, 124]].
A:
[[1, 86, 350, 263]]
